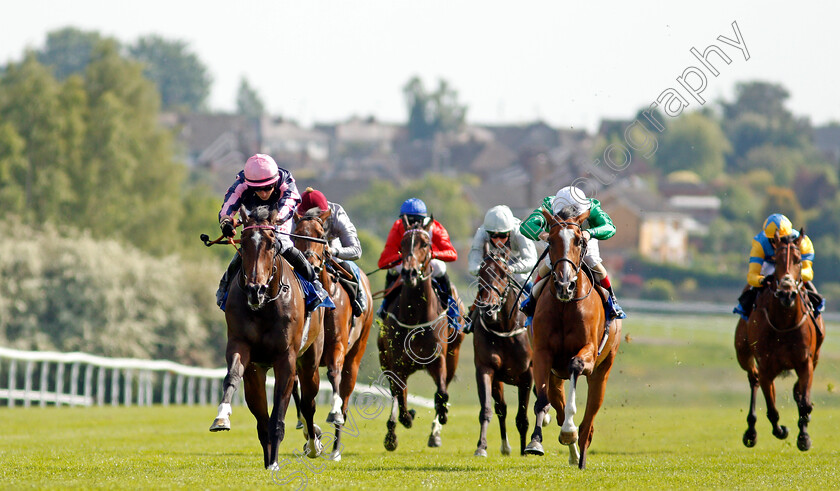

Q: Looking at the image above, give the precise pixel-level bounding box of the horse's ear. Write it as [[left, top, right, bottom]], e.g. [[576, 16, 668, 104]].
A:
[[483, 240, 490, 256], [319, 208, 332, 222], [239, 205, 250, 223], [268, 208, 279, 224], [422, 215, 433, 231], [540, 207, 554, 224], [796, 228, 805, 245], [401, 215, 410, 230]]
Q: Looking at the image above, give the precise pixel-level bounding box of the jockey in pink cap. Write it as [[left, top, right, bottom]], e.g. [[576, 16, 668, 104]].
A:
[[215, 154, 328, 311]]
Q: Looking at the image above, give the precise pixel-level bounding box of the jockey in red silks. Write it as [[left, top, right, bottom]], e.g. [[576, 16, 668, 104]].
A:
[[215, 154, 328, 311], [376, 198, 460, 327]]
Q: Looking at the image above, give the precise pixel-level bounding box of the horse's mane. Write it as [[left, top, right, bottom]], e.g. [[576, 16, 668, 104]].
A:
[[778, 233, 800, 245], [555, 204, 579, 220], [251, 205, 271, 222]]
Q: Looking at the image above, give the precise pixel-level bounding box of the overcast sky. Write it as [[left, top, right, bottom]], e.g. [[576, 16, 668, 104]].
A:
[[2, 1, 838, 132]]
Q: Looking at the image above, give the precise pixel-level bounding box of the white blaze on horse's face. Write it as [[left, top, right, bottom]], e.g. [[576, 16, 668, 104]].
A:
[[552, 228, 579, 301]]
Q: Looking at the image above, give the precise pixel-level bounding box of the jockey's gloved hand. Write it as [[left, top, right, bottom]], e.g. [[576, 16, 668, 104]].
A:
[[220, 216, 235, 238], [761, 275, 773, 287]]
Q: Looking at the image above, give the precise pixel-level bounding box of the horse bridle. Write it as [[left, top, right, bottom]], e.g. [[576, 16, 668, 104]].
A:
[[402, 228, 433, 281], [476, 250, 520, 314], [239, 224, 284, 305], [767, 239, 804, 301], [547, 217, 593, 301], [296, 215, 328, 274]]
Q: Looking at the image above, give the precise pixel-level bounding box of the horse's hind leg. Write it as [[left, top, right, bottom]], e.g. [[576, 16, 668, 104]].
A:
[[742, 371, 759, 447], [515, 371, 532, 456], [759, 374, 789, 440], [211, 349, 250, 432], [428, 356, 448, 447], [492, 379, 512, 455], [474, 367, 493, 457], [793, 362, 815, 451], [324, 310, 349, 426], [242, 365, 271, 468]]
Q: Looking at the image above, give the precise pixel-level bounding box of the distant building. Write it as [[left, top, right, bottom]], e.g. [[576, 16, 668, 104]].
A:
[[260, 117, 330, 173]]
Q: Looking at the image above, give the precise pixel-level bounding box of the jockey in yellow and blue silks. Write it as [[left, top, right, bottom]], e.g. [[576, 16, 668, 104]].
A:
[[733, 213, 824, 319]]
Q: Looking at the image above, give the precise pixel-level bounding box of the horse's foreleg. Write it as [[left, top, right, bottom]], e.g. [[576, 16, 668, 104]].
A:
[[473, 368, 493, 457], [242, 365, 271, 468], [515, 371, 532, 456], [793, 362, 815, 451], [267, 353, 297, 467], [758, 374, 788, 440], [492, 379, 511, 456], [384, 372, 410, 451], [210, 349, 249, 432], [297, 346, 324, 460]]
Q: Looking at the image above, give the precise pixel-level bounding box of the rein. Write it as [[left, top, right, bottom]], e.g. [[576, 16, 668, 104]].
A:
[[384, 310, 447, 330]]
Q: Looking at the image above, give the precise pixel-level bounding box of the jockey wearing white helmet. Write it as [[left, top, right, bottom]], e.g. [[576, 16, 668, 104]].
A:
[[468, 205, 537, 285]]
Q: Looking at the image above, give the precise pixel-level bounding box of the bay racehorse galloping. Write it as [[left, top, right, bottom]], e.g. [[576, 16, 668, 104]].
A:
[[525, 206, 621, 469], [378, 219, 465, 451], [472, 242, 533, 457], [209, 205, 325, 468], [293, 208, 374, 461], [735, 229, 825, 451]]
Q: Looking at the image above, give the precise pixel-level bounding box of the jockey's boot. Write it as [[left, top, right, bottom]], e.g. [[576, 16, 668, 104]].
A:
[[605, 286, 627, 320], [338, 273, 364, 317], [216, 254, 242, 310], [733, 286, 759, 321], [463, 304, 477, 334], [435, 273, 461, 330], [804, 281, 825, 316], [283, 247, 329, 311]]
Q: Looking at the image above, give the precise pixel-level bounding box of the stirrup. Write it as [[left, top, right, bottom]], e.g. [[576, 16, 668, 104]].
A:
[[607, 296, 626, 320], [732, 304, 749, 321]]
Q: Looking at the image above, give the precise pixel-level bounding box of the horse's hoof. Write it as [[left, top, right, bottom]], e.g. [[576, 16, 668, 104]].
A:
[[295, 420, 304, 430], [773, 425, 789, 440], [313, 424, 322, 437], [524, 441, 544, 456], [742, 429, 757, 448], [797, 433, 811, 451], [330, 449, 342, 462], [427, 434, 442, 447], [384, 432, 398, 452], [560, 430, 578, 446], [474, 448, 488, 457], [209, 418, 230, 432], [501, 440, 512, 456], [399, 411, 414, 428], [327, 411, 345, 426], [543, 413, 551, 427], [267, 462, 280, 471], [304, 438, 324, 458]]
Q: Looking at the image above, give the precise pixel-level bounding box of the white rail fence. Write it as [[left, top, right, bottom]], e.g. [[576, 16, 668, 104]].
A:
[[0, 346, 434, 409]]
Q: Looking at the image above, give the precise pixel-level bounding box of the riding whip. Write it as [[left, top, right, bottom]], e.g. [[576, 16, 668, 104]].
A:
[[508, 245, 550, 319]]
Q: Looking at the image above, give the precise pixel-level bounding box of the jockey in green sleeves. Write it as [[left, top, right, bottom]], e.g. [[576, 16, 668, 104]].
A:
[[519, 185, 626, 323]]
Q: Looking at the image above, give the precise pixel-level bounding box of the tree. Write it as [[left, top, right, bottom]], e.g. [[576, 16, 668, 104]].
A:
[[236, 77, 265, 119], [762, 186, 805, 228], [402, 76, 467, 140], [722, 81, 811, 169], [37, 27, 105, 80], [653, 112, 731, 180], [129, 35, 212, 111]]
